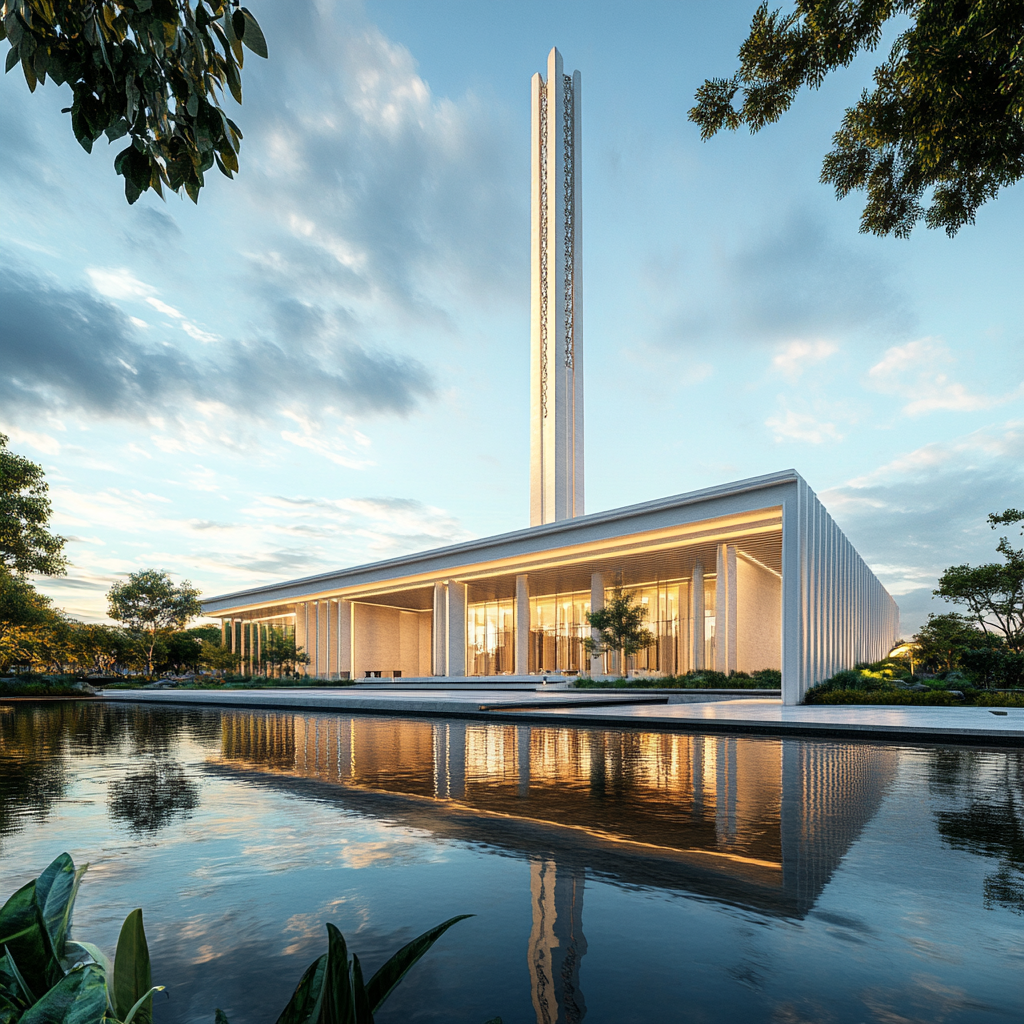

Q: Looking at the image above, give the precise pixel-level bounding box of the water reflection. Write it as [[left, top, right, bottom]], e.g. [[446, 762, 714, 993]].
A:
[[108, 762, 201, 834], [0, 703, 215, 847], [213, 712, 902, 1022], [930, 748, 1024, 915]]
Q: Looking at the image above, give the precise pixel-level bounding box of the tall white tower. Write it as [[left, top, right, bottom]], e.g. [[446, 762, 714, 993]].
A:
[[531, 47, 583, 527]]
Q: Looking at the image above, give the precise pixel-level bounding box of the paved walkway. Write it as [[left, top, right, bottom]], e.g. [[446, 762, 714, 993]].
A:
[[101, 688, 1024, 743]]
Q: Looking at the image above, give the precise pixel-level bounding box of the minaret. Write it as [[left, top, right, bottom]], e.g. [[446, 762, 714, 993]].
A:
[[531, 48, 583, 526]]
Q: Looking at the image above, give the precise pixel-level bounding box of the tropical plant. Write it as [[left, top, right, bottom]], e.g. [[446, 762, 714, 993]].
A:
[[689, 1, 1024, 237], [0, 0, 268, 203], [582, 589, 655, 678], [0, 852, 163, 1024], [221, 914, 473, 1024], [1, 854, 481, 1024]]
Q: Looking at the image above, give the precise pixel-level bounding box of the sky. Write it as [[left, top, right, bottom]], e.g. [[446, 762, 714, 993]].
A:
[[2, 0, 1022, 635]]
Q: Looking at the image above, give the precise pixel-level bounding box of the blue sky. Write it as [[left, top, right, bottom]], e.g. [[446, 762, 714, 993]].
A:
[[2, 0, 1022, 633]]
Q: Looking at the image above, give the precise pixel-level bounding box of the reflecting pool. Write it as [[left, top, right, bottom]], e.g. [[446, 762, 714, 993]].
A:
[[1, 702, 1022, 1023]]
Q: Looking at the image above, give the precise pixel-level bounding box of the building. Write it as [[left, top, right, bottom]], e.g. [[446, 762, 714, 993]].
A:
[[201, 49, 899, 704]]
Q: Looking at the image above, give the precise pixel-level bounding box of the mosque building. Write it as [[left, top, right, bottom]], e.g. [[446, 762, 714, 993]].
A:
[[202, 48, 899, 704]]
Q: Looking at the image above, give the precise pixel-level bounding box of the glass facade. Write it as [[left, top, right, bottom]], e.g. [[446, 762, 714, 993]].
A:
[[529, 590, 591, 674], [467, 597, 516, 675], [464, 575, 719, 677]]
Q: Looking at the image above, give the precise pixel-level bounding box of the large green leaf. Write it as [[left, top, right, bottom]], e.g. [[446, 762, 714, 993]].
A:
[[36, 858, 84, 959], [0, 882, 53, 997], [112, 912, 150, 1024], [320, 925, 355, 1024], [365, 916, 472, 1014], [272, 954, 326, 1024], [18, 965, 107, 1024]]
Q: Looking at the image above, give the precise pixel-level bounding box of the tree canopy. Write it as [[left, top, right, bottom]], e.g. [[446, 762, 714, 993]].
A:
[[583, 590, 656, 677], [689, 2, 1024, 237], [1, 0, 267, 203], [0, 432, 67, 577], [108, 568, 202, 670], [934, 523, 1024, 654]]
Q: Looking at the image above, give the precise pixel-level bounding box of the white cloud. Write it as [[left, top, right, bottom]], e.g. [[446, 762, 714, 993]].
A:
[[0, 422, 62, 455], [86, 267, 155, 300], [145, 296, 185, 319], [866, 338, 1017, 415], [771, 339, 838, 380], [765, 409, 843, 444]]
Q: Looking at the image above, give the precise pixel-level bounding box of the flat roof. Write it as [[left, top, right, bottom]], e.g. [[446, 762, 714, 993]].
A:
[[202, 469, 801, 615]]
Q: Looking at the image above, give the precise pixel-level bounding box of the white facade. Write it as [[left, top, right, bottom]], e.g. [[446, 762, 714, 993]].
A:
[[531, 47, 584, 526], [205, 471, 900, 705]]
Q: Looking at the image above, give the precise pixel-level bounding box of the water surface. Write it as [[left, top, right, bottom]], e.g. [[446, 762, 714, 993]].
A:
[[1, 701, 1022, 1023]]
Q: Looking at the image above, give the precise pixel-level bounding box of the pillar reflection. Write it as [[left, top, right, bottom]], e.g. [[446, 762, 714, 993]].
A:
[[215, 712, 899, 923], [529, 860, 586, 1024]]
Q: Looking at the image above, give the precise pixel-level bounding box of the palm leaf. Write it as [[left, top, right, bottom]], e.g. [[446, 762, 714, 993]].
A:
[[365, 916, 472, 1013]]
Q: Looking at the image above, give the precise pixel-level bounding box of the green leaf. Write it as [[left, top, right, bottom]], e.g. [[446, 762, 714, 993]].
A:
[[365, 916, 472, 1014], [36, 857, 84, 958], [122, 986, 165, 1024], [239, 10, 267, 59], [60, 942, 109, 981], [321, 925, 355, 1024], [5, 46, 19, 74], [113, 910, 151, 1024], [0, 876, 57, 996], [18, 963, 107, 1024], [273, 954, 326, 1024], [4, 946, 37, 1005], [350, 954, 372, 1024], [213, 1010, 229, 1024]]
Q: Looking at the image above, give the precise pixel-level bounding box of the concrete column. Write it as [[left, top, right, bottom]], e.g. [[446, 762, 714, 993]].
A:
[[446, 581, 467, 677], [589, 571, 605, 677], [230, 618, 236, 656], [324, 601, 332, 678], [677, 583, 689, 674], [221, 619, 227, 649], [296, 603, 309, 676], [256, 622, 262, 676], [432, 582, 447, 676], [715, 544, 738, 674], [692, 562, 705, 670], [515, 575, 530, 675], [338, 600, 353, 680]]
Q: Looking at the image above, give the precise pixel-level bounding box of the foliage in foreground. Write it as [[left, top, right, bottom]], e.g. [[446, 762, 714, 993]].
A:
[[1, 853, 478, 1024], [575, 669, 781, 690], [1, 0, 268, 203], [690, 1, 1024, 238]]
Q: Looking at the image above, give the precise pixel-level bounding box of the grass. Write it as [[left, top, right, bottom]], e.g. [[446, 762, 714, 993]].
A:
[[574, 669, 781, 690]]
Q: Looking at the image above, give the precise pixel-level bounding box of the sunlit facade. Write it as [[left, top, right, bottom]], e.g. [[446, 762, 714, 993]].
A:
[[203, 471, 900, 703]]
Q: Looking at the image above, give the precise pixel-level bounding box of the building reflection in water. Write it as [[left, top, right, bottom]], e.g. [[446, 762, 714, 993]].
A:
[[216, 712, 898, 1024]]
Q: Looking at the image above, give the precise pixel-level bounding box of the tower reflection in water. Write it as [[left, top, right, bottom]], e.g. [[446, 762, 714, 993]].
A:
[[216, 713, 898, 1024]]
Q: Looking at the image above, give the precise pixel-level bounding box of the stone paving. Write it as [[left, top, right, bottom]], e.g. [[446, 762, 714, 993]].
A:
[[101, 688, 1024, 743]]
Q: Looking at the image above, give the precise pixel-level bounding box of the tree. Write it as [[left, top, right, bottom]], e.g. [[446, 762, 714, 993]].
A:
[[934, 527, 1024, 654], [912, 612, 1001, 673], [1, 0, 267, 204], [107, 569, 202, 672], [0, 433, 66, 577], [689, 2, 1024, 237], [261, 626, 308, 676], [582, 589, 655, 678]]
